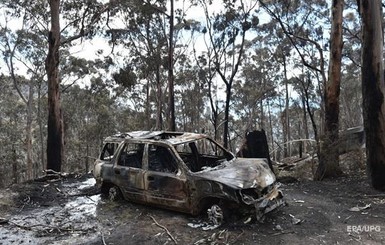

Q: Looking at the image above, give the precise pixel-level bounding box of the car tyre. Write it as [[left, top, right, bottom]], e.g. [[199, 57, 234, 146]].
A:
[[108, 186, 122, 201]]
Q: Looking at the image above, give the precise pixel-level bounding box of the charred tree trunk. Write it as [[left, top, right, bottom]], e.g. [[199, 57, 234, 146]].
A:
[[12, 143, 18, 184], [45, 0, 63, 172], [37, 83, 45, 174], [156, 65, 163, 130], [167, 0, 176, 131], [260, 99, 264, 129], [283, 54, 291, 157], [207, 80, 219, 141], [360, 0, 385, 190], [301, 92, 309, 153], [219, 29, 246, 149], [85, 144, 89, 173], [146, 80, 150, 130], [315, 0, 344, 180], [237, 130, 274, 173], [267, 99, 275, 157], [302, 75, 321, 158], [223, 85, 231, 148], [280, 108, 287, 157], [26, 83, 34, 179]]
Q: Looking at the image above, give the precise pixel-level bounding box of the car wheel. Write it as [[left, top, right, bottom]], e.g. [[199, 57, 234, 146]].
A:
[[207, 203, 226, 227], [108, 186, 122, 201]]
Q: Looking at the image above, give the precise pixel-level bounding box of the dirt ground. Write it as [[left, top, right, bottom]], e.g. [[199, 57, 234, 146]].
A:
[[0, 171, 385, 245]]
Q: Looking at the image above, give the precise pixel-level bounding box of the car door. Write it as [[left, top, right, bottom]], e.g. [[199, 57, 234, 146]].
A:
[[144, 143, 190, 212], [94, 141, 120, 181], [113, 142, 146, 202]]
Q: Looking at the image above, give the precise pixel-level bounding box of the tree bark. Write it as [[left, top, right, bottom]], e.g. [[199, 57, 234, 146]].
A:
[[167, 0, 176, 131], [146, 79, 150, 130], [283, 54, 290, 157], [156, 65, 163, 130], [37, 83, 45, 174], [314, 0, 344, 180], [12, 135, 18, 184], [360, 0, 385, 190], [26, 82, 34, 179], [301, 91, 309, 153], [207, 79, 219, 141], [223, 85, 231, 148], [267, 99, 274, 157], [260, 99, 264, 129], [45, 0, 63, 172]]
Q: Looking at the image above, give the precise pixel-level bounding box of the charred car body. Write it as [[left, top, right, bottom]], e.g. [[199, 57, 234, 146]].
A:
[[93, 131, 284, 223]]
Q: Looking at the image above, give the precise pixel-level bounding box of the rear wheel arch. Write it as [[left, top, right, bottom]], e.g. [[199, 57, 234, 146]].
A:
[[100, 182, 123, 201], [108, 185, 123, 201]]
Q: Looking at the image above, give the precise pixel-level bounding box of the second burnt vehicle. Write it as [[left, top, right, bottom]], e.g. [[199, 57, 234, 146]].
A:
[[93, 131, 284, 225]]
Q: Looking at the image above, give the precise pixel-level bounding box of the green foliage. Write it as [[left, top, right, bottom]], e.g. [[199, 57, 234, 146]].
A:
[[113, 66, 137, 89]]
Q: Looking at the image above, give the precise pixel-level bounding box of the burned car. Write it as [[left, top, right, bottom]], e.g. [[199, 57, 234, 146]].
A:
[[93, 131, 284, 224]]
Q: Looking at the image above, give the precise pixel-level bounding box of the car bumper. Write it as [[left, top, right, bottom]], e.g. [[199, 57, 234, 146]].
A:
[[240, 183, 285, 220]]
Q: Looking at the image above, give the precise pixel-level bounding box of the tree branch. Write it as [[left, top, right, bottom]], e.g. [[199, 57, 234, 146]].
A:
[[258, 0, 326, 79], [60, 4, 110, 46], [149, 215, 177, 244]]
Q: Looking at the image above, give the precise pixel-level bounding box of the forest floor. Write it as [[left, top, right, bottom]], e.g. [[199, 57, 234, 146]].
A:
[[1, 169, 385, 245]]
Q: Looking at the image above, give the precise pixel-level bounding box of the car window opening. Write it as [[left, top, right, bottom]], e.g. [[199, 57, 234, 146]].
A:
[[175, 138, 234, 173], [100, 143, 119, 161], [148, 145, 178, 173], [118, 143, 144, 168]]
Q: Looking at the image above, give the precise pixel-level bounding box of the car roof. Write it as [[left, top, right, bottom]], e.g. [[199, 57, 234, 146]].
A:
[[103, 131, 208, 145]]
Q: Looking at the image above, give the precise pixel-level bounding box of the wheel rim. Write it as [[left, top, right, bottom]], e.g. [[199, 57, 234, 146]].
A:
[[207, 204, 224, 226], [109, 187, 118, 201]]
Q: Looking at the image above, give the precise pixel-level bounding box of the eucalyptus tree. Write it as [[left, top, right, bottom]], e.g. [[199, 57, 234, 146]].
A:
[[58, 53, 116, 171], [257, 0, 350, 179], [0, 75, 26, 185], [61, 83, 118, 173], [263, 22, 294, 158], [359, 0, 385, 190], [314, 0, 344, 180], [46, 0, 63, 173], [193, 43, 223, 141], [168, 0, 175, 130], [198, 0, 260, 148], [340, 0, 362, 129], [0, 0, 49, 179], [45, 0, 111, 172], [107, 0, 168, 130], [291, 71, 322, 158], [232, 44, 278, 135], [107, 0, 200, 130], [174, 54, 206, 132], [1, 0, 114, 176]]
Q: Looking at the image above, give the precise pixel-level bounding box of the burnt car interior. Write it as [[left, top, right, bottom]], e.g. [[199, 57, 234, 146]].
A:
[[115, 142, 179, 174], [100, 142, 119, 161], [175, 139, 234, 172], [148, 145, 178, 173], [118, 143, 144, 168], [101, 132, 234, 174]]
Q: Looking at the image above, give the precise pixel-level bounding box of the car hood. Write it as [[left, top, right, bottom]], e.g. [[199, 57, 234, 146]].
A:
[[194, 158, 276, 189]]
